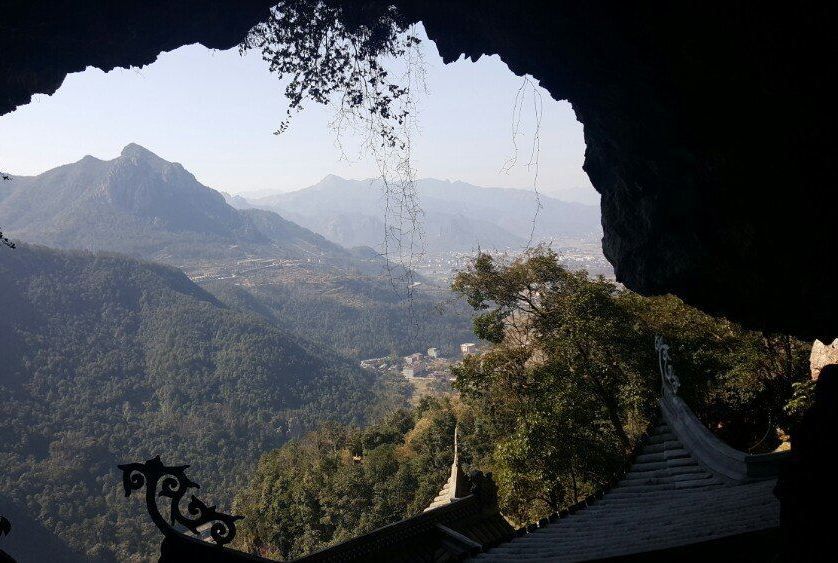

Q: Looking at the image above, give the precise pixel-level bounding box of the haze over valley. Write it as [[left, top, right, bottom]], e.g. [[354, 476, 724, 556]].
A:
[[227, 174, 609, 281], [1, 6, 824, 562]]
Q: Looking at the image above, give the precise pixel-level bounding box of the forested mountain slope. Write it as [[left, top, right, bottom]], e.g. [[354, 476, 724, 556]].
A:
[[0, 144, 350, 263], [0, 244, 406, 562], [205, 275, 475, 359], [0, 146, 475, 359]]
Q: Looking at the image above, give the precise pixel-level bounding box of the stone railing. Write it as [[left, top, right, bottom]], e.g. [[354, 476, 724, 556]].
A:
[[656, 336, 789, 482]]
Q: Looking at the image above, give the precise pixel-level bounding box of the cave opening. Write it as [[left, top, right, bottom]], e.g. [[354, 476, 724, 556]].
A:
[[2, 2, 836, 561]]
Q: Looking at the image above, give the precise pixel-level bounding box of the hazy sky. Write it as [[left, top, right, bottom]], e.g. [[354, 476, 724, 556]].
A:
[[0, 26, 596, 203]]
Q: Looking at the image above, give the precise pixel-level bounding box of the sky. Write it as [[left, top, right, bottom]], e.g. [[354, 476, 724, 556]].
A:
[[0, 26, 597, 204]]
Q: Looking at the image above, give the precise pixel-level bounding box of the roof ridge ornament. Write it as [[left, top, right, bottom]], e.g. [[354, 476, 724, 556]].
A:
[[118, 455, 242, 547], [654, 335, 680, 394], [453, 423, 459, 464]]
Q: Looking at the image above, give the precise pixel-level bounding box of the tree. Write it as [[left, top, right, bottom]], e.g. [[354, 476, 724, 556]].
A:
[[233, 398, 459, 560], [452, 247, 655, 452], [450, 246, 810, 522]]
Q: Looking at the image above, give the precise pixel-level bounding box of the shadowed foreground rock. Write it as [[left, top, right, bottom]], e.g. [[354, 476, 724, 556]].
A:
[[775, 365, 838, 561]]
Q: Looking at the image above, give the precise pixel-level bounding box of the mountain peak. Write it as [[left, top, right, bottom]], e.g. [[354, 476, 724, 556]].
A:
[[318, 174, 347, 185], [120, 143, 162, 161]]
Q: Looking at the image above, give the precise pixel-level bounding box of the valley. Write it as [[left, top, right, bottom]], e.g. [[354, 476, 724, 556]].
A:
[[0, 243, 410, 561], [224, 174, 611, 283], [0, 144, 607, 561]]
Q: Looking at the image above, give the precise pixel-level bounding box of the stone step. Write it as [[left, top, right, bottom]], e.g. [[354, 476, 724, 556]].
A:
[[645, 431, 678, 445], [634, 448, 691, 464], [639, 439, 684, 454], [604, 482, 725, 499], [630, 457, 697, 472], [538, 498, 772, 527], [624, 465, 708, 480], [618, 471, 718, 487]]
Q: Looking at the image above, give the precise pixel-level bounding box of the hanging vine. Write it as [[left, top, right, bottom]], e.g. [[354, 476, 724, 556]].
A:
[[241, 1, 426, 287], [1, 167, 13, 249]]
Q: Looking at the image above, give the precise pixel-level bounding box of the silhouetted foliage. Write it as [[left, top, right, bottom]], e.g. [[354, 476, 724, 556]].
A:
[[241, 0, 418, 146], [241, 0, 427, 278]]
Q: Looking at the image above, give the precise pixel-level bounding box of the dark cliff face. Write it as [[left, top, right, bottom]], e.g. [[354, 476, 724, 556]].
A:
[[2, 1, 836, 339], [382, 1, 838, 340], [0, 1, 274, 115]]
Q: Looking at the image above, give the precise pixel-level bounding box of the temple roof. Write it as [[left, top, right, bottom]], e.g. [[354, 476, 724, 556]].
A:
[[426, 426, 470, 512], [469, 380, 787, 562], [131, 340, 789, 562], [294, 425, 514, 562], [471, 420, 779, 561]]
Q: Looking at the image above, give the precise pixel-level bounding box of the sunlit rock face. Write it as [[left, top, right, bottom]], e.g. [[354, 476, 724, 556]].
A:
[[3, 1, 837, 339], [811, 340, 838, 380]]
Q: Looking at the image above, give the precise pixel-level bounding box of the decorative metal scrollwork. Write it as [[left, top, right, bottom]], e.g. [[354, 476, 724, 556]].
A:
[[654, 335, 680, 394], [118, 456, 242, 547]]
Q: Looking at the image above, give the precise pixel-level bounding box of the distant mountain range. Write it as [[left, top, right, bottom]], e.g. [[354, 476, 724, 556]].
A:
[[0, 145, 476, 359], [236, 175, 602, 253], [1, 146, 601, 261], [0, 144, 355, 265]]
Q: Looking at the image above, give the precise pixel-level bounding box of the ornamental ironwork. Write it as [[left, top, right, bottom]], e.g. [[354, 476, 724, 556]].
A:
[[654, 335, 680, 394], [118, 455, 242, 546]]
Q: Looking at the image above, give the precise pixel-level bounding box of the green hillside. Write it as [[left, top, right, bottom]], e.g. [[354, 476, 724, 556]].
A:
[[205, 275, 475, 359], [0, 144, 350, 263], [0, 244, 407, 561]]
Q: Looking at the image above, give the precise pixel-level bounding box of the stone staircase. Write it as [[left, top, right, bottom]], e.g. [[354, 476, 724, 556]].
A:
[[472, 420, 780, 562]]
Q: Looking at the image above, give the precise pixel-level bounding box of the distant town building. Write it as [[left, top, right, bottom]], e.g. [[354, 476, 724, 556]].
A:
[[427, 347, 439, 358], [404, 352, 423, 365], [402, 367, 416, 378], [460, 343, 476, 356]]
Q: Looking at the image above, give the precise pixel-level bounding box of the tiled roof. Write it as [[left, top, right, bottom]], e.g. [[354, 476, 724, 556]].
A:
[[471, 419, 781, 561], [140, 344, 789, 562], [426, 426, 469, 512]]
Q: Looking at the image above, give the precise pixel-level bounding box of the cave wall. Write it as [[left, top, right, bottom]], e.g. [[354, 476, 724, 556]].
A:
[[2, 1, 836, 340], [384, 1, 838, 340], [0, 1, 274, 115]]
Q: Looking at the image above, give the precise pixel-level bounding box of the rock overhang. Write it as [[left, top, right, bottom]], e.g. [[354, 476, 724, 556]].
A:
[[3, 0, 836, 340]]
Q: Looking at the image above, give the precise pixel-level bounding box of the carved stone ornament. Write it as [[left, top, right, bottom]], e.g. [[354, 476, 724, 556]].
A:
[[654, 335, 681, 394], [118, 455, 242, 546]]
